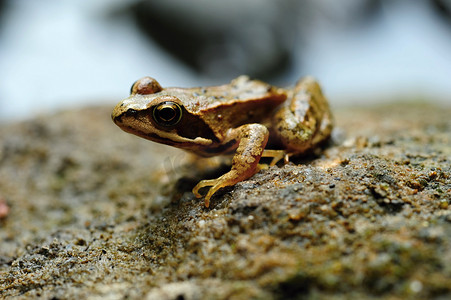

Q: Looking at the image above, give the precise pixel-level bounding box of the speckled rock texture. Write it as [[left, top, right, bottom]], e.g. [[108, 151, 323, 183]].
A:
[[0, 103, 450, 299]]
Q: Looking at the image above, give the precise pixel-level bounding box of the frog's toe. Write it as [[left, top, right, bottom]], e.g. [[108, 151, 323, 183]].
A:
[[256, 163, 269, 171], [203, 183, 227, 207], [192, 178, 228, 207], [192, 179, 216, 198], [261, 149, 287, 166]]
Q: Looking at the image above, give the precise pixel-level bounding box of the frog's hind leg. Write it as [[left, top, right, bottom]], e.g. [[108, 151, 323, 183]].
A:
[[271, 76, 333, 154], [192, 123, 269, 207]]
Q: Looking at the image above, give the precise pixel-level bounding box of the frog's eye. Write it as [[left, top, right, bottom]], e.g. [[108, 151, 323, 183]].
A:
[[153, 101, 182, 126]]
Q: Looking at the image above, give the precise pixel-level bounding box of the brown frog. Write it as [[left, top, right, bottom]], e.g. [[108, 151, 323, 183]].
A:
[[112, 76, 333, 207]]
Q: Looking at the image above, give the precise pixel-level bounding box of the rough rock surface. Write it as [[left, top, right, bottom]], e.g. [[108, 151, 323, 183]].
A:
[[0, 103, 450, 299]]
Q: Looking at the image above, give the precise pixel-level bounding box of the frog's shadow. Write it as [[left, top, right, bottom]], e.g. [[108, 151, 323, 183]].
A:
[[170, 149, 325, 207]]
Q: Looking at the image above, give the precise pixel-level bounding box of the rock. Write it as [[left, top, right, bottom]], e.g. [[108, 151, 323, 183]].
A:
[[0, 103, 450, 299]]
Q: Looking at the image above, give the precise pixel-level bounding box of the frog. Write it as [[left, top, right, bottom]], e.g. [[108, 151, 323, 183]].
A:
[[112, 75, 333, 207]]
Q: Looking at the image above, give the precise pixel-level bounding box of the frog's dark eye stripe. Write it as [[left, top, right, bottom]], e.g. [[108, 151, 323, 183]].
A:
[[125, 108, 138, 118], [153, 101, 182, 126]]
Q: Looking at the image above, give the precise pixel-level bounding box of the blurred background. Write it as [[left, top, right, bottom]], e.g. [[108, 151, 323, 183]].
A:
[[0, 0, 450, 122]]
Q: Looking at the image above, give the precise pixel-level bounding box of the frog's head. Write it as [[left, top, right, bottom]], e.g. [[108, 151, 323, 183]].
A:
[[112, 77, 218, 152]]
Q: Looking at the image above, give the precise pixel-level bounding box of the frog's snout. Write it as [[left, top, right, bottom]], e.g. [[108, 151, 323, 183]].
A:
[[111, 101, 127, 124]]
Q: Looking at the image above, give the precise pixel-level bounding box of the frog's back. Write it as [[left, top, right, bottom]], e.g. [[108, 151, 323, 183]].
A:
[[180, 76, 283, 110], [181, 76, 286, 132]]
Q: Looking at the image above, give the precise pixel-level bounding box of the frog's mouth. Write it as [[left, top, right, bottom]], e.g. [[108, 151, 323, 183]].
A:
[[113, 112, 213, 151], [138, 129, 214, 147]]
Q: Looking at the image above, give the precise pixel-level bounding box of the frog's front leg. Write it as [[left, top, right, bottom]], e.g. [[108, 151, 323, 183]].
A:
[[192, 124, 269, 207]]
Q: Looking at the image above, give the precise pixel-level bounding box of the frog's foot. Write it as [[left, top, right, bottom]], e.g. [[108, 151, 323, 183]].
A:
[[261, 149, 290, 166], [192, 178, 225, 208], [192, 170, 245, 208]]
